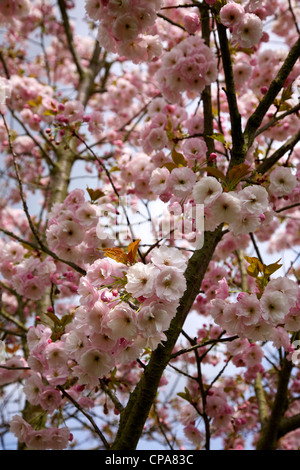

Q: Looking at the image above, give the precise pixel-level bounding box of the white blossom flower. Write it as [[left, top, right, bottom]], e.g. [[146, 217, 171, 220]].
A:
[[269, 166, 297, 196], [233, 13, 263, 48], [264, 277, 298, 309], [236, 293, 262, 325], [167, 167, 197, 198], [155, 266, 186, 302], [260, 290, 290, 325], [238, 185, 269, 214], [106, 304, 137, 340], [76, 201, 99, 227], [228, 208, 261, 234], [219, 2, 245, 28], [150, 245, 187, 272], [137, 302, 170, 335], [192, 176, 223, 206], [126, 262, 159, 298], [56, 220, 84, 246], [79, 348, 113, 377], [149, 167, 170, 194], [210, 192, 241, 225]]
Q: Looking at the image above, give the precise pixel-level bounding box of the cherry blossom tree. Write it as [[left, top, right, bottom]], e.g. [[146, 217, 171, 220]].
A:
[[0, 0, 300, 451]]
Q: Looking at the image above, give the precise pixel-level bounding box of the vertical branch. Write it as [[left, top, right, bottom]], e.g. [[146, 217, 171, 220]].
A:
[[195, 349, 211, 450], [254, 372, 269, 429], [111, 226, 224, 450], [215, 20, 245, 169], [199, 4, 215, 160], [256, 357, 293, 450], [57, 0, 84, 80]]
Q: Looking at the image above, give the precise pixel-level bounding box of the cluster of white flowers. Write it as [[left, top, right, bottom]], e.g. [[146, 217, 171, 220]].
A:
[[210, 276, 299, 343], [193, 177, 270, 235]]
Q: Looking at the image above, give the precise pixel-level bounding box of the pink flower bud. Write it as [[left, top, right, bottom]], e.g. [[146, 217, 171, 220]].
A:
[[183, 13, 200, 34], [259, 213, 266, 222], [237, 292, 247, 301]]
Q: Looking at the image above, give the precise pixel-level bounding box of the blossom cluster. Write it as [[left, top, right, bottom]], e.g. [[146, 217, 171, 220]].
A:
[[0, 0, 31, 22], [219, 1, 264, 49], [46, 188, 115, 265], [210, 276, 300, 344], [64, 244, 187, 386], [20, 241, 186, 392], [156, 36, 218, 103], [85, 0, 163, 62], [6, 217, 188, 447], [193, 176, 271, 235], [10, 415, 70, 450]]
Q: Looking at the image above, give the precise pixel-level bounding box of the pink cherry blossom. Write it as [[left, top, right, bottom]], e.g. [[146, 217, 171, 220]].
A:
[[183, 13, 200, 34], [106, 303, 137, 341], [167, 167, 197, 198], [269, 166, 297, 196], [220, 2, 245, 28], [181, 137, 208, 162], [232, 13, 263, 48], [260, 289, 290, 326], [192, 176, 223, 206], [125, 262, 159, 298]]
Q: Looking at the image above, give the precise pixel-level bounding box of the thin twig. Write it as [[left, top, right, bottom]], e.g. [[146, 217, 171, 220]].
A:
[[57, 385, 110, 449], [99, 379, 124, 413], [57, 0, 84, 80]]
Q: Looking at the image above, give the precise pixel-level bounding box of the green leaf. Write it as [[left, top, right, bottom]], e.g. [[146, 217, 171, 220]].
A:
[[207, 133, 226, 145], [281, 84, 293, 103], [45, 310, 61, 325], [60, 313, 74, 328], [43, 109, 57, 116], [177, 387, 192, 403]]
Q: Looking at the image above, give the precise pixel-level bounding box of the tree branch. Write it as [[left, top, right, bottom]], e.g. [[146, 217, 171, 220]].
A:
[[57, 0, 84, 80], [255, 102, 300, 138], [256, 129, 300, 175], [57, 385, 110, 449], [254, 372, 269, 429], [256, 356, 293, 450], [111, 225, 224, 450], [278, 413, 300, 439], [244, 36, 300, 151], [215, 20, 244, 169]]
